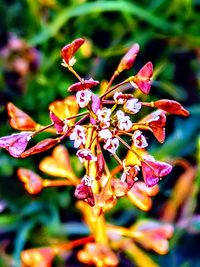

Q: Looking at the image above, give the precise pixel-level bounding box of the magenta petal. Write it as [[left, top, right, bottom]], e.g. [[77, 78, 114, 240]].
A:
[[145, 159, 172, 177], [0, 132, 31, 158], [49, 112, 64, 134], [90, 94, 101, 124], [75, 183, 88, 199], [136, 80, 152, 94], [141, 161, 159, 187]]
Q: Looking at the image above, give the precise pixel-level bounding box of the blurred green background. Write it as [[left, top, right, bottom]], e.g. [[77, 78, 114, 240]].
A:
[[0, 0, 200, 266]]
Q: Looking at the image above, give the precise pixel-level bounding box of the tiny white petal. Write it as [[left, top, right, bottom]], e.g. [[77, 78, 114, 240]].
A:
[[98, 129, 112, 140], [132, 130, 148, 148], [97, 108, 111, 122], [76, 89, 92, 108], [124, 98, 141, 114], [116, 110, 125, 120], [104, 138, 119, 154]]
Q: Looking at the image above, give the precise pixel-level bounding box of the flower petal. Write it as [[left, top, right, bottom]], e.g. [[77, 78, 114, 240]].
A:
[[61, 38, 85, 65]]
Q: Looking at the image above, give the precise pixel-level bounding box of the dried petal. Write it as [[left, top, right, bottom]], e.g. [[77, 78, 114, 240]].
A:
[[127, 182, 153, 211], [39, 145, 77, 182], [117, 43, 140, 73], [7, 102, 38, 131], [49, 112, 64, 134], [131, 220, 174, 255], [21, 138, 59, 158], [78, 243, 118, 267], [21, 247, 55, 267], [0, 132, 31, 158], [68, 78, 99, 92], [17, 168, 43, 194], [148, 112, 166, 143], [133, 62, 153, 94], [49, 96, 79, 122], [61, 38, 85, 65], [154, 99, 190, 116]]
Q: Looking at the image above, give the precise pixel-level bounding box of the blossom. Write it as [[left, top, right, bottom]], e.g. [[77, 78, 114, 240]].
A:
[[118, 115, 132, 131], [98, 129, 112, 140], [77, 149, 97, 163], [76, 89, 92, 108], [97, 108, 111, 122], [123, 98, 141, 114], [132, 130, 148, 148], [0, 132, 32, 158], [104, 138, 119, 154], [69, 125, 86, 148]]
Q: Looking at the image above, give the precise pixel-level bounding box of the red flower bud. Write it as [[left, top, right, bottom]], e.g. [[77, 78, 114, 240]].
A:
[[7, 102, 38, 131], [68, 78, 99, 92], [17, 168, 43, 194], [21, 138, 59, 158], [96, 152, 105, 180], [49, 112, 64, 134], [141, 157, 172, 187], [61, 38, 85, 65], [133, 62, 153, 94], [117, 43, 140, 73], [0, 132, 31, 158], [154, 99, 190, 116]]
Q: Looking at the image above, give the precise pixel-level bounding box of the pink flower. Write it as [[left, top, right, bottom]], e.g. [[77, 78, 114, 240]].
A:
[[0, 132, 32, 158], [104, 138, 119, 154], [69, 125, 86, 148], [77, 149, 97, 163], [123, 98, 141, 114], [132, 130, 148, 148], [76, 89, 92, 108], [115, 110, 125, 120]]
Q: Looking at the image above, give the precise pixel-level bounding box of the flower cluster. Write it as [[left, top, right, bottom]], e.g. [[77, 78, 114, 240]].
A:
[[0, 38, 190, 266]]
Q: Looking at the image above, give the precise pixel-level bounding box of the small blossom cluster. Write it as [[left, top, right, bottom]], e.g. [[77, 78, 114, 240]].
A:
[[0, 38, 190, 267]]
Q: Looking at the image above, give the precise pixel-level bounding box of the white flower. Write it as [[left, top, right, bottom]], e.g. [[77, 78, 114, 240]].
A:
[[118, 115, 132, 131], [97, 108, 111, 122], [123, 98, 141, 114], [69, 125, 86, 148], [98, 129, 112, 140], [77, 149, 97, 163], [115, 110, 125, 120], [76, 89, 92, 108], [104, 138, 119, 154], [82, 175, 93, 186], [113, 92, 126, 104], [132, 130, 148, 148]]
